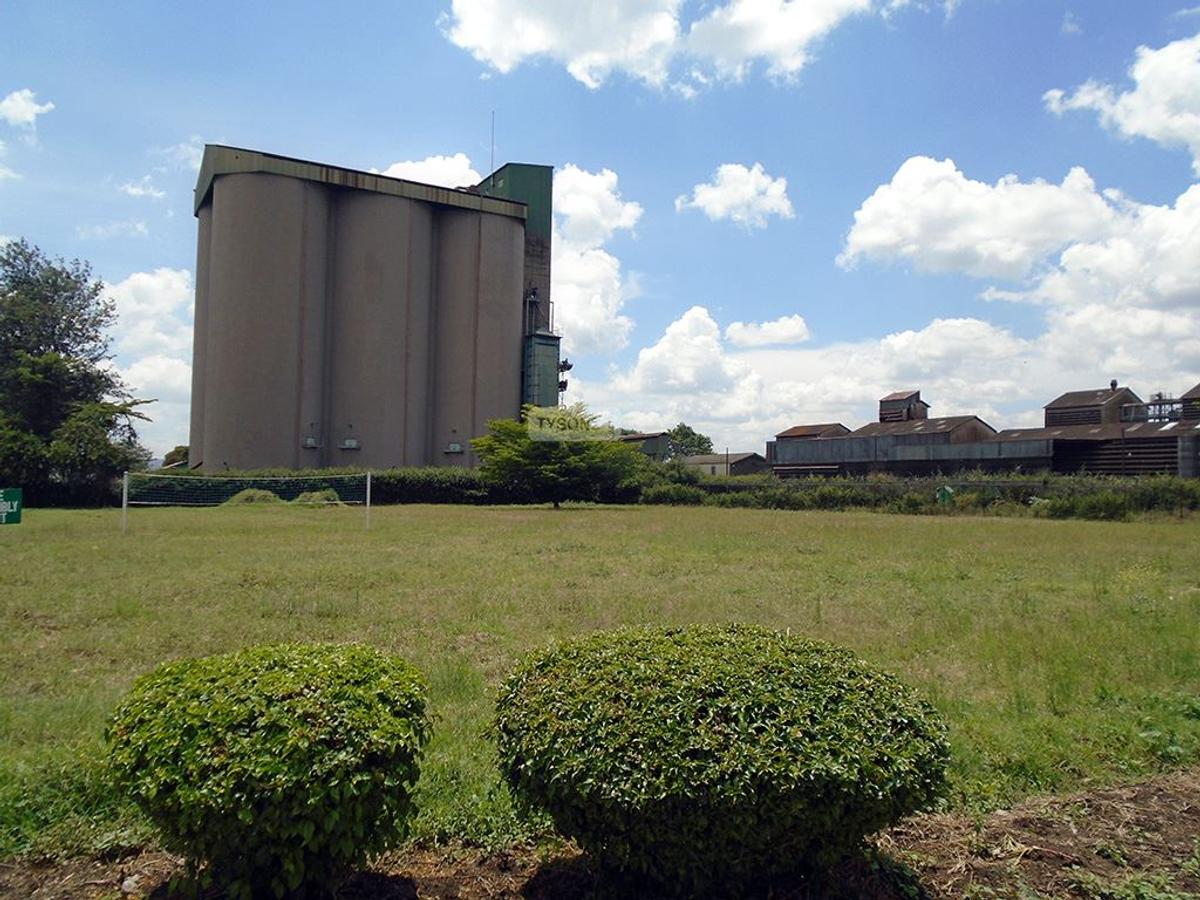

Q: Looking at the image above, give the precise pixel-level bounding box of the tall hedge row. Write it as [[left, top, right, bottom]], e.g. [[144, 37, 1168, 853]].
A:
[[45, 461, 1200, 518]]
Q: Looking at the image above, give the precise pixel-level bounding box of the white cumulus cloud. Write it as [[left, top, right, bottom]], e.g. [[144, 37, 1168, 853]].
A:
[[1044, 32, 1200, 173], [124, 353, 192, 404], [105, 268, 197, 457], [442, 0, 681, 88], [578, 156, 1200, 451], [0, 88, 54, 128], [685, 0, 872, 81], [121, 353, 193, 458], [106, 268, 194, 358], [675, 162, 794, 228], [375, 152, 482, 187], [1003, 182, 1200, 322], [614, 305, 752, 395], [725, 313, 810, 346], [838, 156, 1117, 279], [552, 164, 643, 355], [442, 0, 947, 90]]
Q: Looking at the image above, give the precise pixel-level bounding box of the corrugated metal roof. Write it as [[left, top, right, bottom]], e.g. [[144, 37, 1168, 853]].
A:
[[1182, 382, 1200, 401], [775, 423, 849, 439], [988, 422, 1186, 442], [617, 432, 667, 441], [880, 390, 920, 402], [194, 144, 529, 220], [849, 416, 990, 437], [686, 453, 764, 464], [1044, 387, 1141, 409]]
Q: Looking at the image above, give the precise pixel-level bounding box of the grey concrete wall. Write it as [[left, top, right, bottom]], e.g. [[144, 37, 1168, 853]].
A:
[[402, 202, 436, 466], [431, 210, 481, 467], [327, 191, 424, 469], [191, 170, 525, 470], [295, 181, 331, 467], [203, 173, 310, 469], [471, 214, 525, 453], [187, 205, 211, 466]]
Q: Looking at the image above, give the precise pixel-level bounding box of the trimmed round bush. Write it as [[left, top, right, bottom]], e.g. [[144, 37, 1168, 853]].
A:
[[106, 643, 430, 899], [494, 624, 949, 893]]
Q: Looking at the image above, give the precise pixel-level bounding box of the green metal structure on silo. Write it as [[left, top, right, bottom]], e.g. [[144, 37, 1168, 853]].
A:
[[477, 163, 563, 407]]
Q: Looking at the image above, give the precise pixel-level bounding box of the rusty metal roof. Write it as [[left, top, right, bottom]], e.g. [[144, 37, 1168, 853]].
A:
[[880, 390, 921, 402], [686, 453, 764, 464], [775, 423, 849, 439], [1044, 387, 1141, 409], [989, 421, 1195, 442], [194, 144, 529, 220], [849, 415, 991, 437]]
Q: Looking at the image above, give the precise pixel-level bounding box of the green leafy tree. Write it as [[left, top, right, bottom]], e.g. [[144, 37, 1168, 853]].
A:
[[667, 422, 714, 459], [0, 239, 151, 504], [472, 405, 647, 509]]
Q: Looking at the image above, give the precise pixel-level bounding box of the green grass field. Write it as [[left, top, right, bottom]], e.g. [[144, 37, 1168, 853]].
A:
[[2, 504, 1199, 858]]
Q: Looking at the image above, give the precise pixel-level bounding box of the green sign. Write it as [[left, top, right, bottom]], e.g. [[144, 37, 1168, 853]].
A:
[[0, 488, 22, 525]]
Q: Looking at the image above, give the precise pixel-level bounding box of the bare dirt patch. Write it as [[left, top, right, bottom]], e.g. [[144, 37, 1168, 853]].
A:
[[3, 769, 1197, 899]]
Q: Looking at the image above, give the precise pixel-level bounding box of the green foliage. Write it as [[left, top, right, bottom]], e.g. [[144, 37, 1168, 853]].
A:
[[0, 749, 149, 860], [472, 406, 646, 508], [634, 473, 1200, 522], [106, 643, 430, 899], [891, 491, 932, 515], [47, 400, 152, 504], [371, 466, 491, 504], [666, 422, 713, 459], [659, 457, 701, 485], [1068, 870, 1194, 900], [1125, 476, 1200, 513], [0, 239, 151, 505], [494, 624, 950, 893], [640, 482, 707, 505], [222, 487, 282, 505], [1043, 490, 1133, 521]]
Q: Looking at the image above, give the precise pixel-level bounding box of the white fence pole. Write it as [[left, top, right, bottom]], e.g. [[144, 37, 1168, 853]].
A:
[[121, 472, 129, 534], [365, 471, 372, 531]]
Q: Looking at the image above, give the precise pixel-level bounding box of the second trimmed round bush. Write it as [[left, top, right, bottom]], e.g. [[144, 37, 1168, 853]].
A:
[[495, 624, 949, 893], [106, 643, 430, 899]]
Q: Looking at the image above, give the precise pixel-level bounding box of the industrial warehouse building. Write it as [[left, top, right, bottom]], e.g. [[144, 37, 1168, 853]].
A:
[[188, 145, 562, 470], [769, 384, 1200, 478]]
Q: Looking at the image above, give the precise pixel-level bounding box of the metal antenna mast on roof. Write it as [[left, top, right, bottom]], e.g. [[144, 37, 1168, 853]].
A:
[[490, 110, 495, 175]]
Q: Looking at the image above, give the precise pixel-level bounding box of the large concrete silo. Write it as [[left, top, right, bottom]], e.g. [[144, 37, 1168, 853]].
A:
[[189, 145, 558, 470]]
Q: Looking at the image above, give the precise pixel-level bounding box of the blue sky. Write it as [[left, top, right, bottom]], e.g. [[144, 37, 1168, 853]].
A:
[[3, 0, 1199, 455]]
